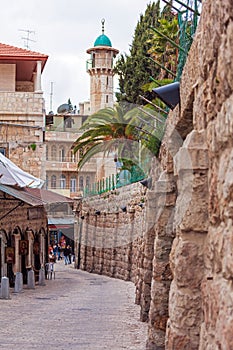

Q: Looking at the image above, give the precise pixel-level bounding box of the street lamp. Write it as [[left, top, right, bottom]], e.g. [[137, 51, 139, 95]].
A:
[[153, 82, 180, 110]]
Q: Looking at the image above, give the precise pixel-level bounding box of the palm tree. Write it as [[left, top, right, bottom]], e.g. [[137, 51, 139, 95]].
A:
[[73, 104, 165, 176]]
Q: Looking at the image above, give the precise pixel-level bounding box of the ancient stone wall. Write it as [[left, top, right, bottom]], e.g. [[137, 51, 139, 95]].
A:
[[77, 183, 147, 284], [76, 1, 233, 348], [147, 1, 233, 349]]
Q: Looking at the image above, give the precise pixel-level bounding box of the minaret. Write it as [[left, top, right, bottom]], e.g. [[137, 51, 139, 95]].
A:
[[86, 19, 119, 114]]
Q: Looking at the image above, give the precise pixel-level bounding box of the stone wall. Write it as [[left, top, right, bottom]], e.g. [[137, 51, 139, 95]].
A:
[[0, 91, 46, 180], [76, 1, 233, 348], [147, 1, 233, 349], [77, 182, 147, 283]]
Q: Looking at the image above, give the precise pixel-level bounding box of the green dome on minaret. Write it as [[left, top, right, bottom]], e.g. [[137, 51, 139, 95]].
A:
[[94, 19, 112, 47]]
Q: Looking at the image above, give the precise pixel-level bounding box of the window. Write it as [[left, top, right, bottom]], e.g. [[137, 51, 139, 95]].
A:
[[70, 150, 76, 162], [79, 176, 84, 190], [60, 147, 65, 162], [106, 95, 108, 103], [51, 175, 56, 189], [70, 177, 76, 193], [0, 148, 6, 156], [46, 145, 48, 160], [92, 53, 96, 68], [106, 76, 109, 86], [86, 176, 90, 189], [60, 174, 66, 189], [51, 145, 56, 161], [64, 116, 73, 128]]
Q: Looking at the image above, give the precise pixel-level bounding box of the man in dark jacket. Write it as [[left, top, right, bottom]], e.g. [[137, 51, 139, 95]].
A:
[[63, 245, 71, 265]]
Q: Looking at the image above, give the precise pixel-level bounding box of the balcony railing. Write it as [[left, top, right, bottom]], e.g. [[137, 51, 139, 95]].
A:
[[86, 58, 113, 71]]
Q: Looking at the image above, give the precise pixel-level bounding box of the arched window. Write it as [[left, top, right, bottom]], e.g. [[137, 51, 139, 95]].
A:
[[60, 174, 66, 189], [70, 177, 76, 193], [70, 150, 76, 163], [79, 176, 84, 190], [86, 176, 90, 189], [46, 145, 48, 160], [51, 145, 57, 161], [60, 147, 65, 162], [46, 175, 48, 189], [51, 175, 56, 189]]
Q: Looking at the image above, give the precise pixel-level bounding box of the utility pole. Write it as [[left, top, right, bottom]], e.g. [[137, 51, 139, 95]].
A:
[[50, 82, 54, 112]]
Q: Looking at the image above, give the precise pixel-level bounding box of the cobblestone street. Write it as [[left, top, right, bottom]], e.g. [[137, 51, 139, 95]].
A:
[[0, 262, 147, 350]]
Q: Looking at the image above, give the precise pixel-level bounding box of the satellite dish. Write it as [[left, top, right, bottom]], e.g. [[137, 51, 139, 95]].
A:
[[57, 103, 70, 114]]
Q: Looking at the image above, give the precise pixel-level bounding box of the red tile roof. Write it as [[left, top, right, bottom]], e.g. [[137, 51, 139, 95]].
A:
[[24, 187, 74, 204], [0, 42, 48, 60]]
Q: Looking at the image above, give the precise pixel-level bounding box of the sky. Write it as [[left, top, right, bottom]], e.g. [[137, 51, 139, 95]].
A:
[[0, 0, 153, 113]]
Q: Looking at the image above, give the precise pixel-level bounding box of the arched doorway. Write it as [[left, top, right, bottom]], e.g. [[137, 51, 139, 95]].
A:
[[0, 229, 8, 279], [33, 233, 41, 272]]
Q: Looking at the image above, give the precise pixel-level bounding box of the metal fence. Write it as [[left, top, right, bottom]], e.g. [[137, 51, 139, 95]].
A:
[[83, 171, 145, 197]]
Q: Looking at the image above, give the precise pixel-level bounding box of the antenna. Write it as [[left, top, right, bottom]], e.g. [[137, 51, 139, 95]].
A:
[[18, 29, 36, 49]]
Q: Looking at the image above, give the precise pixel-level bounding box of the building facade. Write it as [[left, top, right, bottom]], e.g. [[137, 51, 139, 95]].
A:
[[45, 110, 96, 199], [0, 43, 48, 181]]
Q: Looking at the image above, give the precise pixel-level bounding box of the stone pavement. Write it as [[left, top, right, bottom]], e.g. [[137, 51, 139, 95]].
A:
[[0, 261, 148, 350]]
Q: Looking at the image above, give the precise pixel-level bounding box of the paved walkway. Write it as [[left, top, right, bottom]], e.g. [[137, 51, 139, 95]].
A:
[[0, 262, 147, 349]]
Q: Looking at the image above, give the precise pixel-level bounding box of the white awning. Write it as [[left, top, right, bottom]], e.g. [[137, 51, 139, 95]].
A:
[[0, 153, 44, 188]]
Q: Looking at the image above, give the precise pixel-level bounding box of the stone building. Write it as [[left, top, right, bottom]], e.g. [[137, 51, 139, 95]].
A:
[[86, 19, 119, 115], [0, 185, 55, 285], [86, 19, 119, 180], [45, 107, 96, 199], [0, 43, 48, 181]]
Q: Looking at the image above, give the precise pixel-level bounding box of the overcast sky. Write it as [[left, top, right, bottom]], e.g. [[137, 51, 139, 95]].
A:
[[1, 0, 153, 113]]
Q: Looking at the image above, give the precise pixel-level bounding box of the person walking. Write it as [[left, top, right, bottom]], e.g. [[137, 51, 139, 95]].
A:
[[63, 245, 71, 265]]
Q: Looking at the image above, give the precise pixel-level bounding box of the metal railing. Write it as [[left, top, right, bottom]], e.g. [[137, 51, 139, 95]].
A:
[[83, 171, 145, 197]]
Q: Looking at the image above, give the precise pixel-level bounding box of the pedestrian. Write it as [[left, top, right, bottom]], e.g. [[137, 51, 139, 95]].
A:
[[57, 244, 62, 260], [63, 245, 71, 265], [53, 244, 58, 260]]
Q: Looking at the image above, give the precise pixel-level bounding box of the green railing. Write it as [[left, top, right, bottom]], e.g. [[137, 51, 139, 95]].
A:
[[83, 170, 145, 197]]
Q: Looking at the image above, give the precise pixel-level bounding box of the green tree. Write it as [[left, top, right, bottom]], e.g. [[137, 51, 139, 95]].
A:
[[148, 16, 179, 80], [114, 1, 180, 104], [73, 104, 164, 174], [114, 1, 161, 105]]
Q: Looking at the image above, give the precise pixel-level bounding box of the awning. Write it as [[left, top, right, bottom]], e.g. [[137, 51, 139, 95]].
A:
[[0, 153, 44, 188], [48, 217, 75, 241]]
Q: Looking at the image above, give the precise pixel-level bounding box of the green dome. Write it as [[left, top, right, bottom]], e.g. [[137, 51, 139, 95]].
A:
[[94, 34, 112, 47]]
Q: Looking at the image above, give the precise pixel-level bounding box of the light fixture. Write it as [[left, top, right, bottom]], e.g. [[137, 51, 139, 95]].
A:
[[95, 210, 101, 216], [140, 178, 152, 189], [153, 82, 180, 110]]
